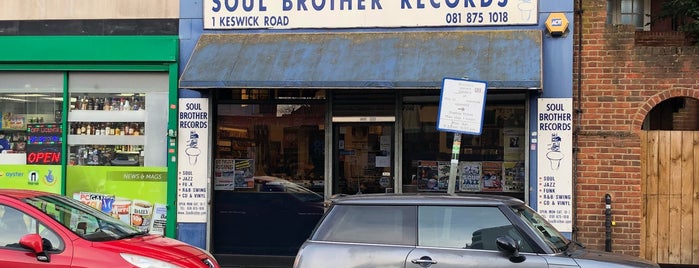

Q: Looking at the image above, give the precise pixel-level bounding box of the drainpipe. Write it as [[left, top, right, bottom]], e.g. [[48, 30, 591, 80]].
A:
[[573, 0, 584, 242]]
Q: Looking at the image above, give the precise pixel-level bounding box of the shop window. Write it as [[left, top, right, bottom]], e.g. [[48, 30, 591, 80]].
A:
[[402, 94, 526, 196], [0, 72, 64, 165], [212, 95, 326, 256], [607, 0, 651, 31], [67, 72, 169, 167]]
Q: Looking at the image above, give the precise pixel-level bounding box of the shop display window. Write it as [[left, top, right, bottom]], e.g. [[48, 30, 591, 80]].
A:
[[213, 90, 327, 256], [0, 72, 64, 165], [215, 100, 326, 193], [67, 72, 169, 167], [402, 93, 526, 195]]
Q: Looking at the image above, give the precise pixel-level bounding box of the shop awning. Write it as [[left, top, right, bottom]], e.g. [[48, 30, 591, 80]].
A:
[[179, 30, 542, 90]]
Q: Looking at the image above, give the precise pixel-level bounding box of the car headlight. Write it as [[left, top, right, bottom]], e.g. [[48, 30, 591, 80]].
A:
[[120, 253, 181, 268]]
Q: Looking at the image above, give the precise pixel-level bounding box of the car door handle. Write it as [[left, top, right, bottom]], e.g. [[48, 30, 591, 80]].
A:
[[411, 256, 437, 267]]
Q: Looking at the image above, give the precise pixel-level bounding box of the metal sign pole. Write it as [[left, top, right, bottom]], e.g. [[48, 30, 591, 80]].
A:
[[447, 133, 461, 194]]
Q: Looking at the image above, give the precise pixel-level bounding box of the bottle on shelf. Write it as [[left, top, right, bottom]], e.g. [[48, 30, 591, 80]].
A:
[[80, 95, 88, 110], [104, 97, 111, 111], [123, 99, 131, 111], [132, 94, 140, 111]]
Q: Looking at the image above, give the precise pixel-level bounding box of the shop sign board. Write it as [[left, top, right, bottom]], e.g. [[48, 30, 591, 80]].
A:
[[437, 77, 488, 135], [204, 0, 539, 29], [177, 98, 210, 223], [536, 98, 573, 232]]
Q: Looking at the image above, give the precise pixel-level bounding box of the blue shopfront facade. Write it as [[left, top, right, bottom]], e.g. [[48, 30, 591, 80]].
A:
[[176, 0, 574, 265]]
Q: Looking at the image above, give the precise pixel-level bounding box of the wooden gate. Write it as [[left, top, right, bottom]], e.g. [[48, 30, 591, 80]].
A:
[[641, 131, 699, 265]]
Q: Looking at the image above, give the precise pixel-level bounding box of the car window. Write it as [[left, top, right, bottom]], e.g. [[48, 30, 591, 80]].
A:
[[510, 205, 568, 251], [312, 205, 416, 245], [24, 195, 141, 242], [417, 206, 533, 252], [0, 205, 64, 251]]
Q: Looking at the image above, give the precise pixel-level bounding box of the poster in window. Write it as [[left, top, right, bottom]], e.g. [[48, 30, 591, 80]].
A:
[[417, 160, 439, 191], [503, 128, 525, 161], [214, 159, 235, 190], [503, 161, 525, 193], [481, 161, 503, 192], [234, 159, 255, 188], [458, 161, 482, 192], [436, 161, 450, 191]]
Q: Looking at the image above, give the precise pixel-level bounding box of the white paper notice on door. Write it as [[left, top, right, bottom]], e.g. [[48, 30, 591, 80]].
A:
[[375, 156, 390, 167]]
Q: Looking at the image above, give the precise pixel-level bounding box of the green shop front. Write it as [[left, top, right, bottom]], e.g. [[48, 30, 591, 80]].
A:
[[0, 36, 180, 238]]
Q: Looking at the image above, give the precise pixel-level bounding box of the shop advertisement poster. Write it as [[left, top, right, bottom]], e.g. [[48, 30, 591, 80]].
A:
[[481, 161, 503, 192], [0, 165, 62, 193], [502, 161, 525, 192], [177, 98, 210, 223], [416, 160, 438, 191], [214, 159, 235, 190], [233, 159, 255, 188], [214, 159, 255, 190], [458, 161, 482, 192], [204, 0, 539, 29], [65, 166, 168, 234], [503, 128, 525, 161], [536, 98, 573, 232]]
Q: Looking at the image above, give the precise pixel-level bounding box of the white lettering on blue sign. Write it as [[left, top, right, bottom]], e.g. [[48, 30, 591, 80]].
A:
[[204, 0, 537, 29]]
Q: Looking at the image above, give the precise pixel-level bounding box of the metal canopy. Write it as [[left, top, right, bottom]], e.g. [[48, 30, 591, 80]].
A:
[[179, 30, 542, 90]]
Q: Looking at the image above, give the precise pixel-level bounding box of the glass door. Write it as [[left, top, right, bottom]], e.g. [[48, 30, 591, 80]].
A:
[[333, 123, 394, 195]]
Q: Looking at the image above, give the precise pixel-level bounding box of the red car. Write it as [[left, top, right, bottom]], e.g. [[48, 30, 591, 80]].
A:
[[0, 189, 219, 268]]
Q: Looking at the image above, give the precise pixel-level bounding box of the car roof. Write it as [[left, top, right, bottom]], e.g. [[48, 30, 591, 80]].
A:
[[330, 193, 525, 206], [0, 189, 53, 200]]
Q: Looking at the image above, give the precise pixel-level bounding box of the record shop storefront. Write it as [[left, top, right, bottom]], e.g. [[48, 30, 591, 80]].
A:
[[177, 1, 573, 265]]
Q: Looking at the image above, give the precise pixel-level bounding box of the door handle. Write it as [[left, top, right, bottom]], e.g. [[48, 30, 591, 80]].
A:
[[411, 256, 437, 267]]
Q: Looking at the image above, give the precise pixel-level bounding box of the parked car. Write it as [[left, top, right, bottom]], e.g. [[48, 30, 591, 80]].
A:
[[0, 189, 219, 268], [293, 193, 659, 268]]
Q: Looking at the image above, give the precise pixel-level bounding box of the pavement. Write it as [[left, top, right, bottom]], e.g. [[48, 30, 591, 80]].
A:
[[216, 254, 294, 268]]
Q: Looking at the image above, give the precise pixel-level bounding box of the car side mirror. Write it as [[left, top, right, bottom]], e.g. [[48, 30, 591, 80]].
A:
[[19, 234, 51, 263], [496, 236, 526, 263]]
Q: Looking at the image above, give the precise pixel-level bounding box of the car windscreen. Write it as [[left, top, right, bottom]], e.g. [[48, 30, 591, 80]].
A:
[[23, 195, 143, 242], [510, 205, 569, 252]]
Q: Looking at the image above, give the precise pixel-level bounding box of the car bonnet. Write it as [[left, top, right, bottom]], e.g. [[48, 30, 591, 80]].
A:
[[94, 234, 211, 262], [570, 249, 659, 268]]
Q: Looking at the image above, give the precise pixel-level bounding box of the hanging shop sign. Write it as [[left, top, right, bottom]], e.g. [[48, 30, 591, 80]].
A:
[[204, 0, 539, 29]]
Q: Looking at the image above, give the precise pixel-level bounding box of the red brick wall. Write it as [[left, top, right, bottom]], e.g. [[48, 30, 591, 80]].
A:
[[574, 0, 699, 258]]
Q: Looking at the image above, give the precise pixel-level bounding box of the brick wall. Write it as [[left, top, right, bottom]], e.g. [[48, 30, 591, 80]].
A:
[[574, 0, 699, 258]]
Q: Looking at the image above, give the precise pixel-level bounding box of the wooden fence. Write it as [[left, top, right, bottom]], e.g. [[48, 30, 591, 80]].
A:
[[641, 131, 699, 265]]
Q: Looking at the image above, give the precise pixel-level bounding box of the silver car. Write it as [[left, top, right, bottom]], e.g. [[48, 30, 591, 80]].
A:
[[293, 193, 659, 268]]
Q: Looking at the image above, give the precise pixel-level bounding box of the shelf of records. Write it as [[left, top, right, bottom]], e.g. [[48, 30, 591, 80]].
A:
[[414, 160, 525, 193]]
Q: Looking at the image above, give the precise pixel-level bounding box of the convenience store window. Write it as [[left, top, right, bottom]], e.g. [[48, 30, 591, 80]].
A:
[[0, 72, 64, 165], [65, 72, 170, 235], [402, 92, 526, 197], [67, 72, 169, 167]]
